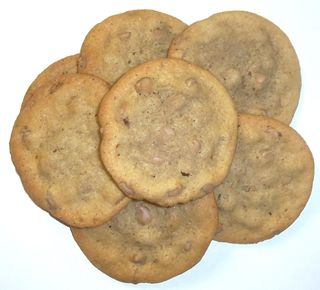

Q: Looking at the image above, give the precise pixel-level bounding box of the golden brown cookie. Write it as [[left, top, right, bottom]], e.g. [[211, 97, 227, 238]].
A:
[[71, 193, 218, 283], [213, 114, 314, 243], [78, 9, 187, 84], [22, 54, 79, 108], [168, 11, 301, 124], [10, 73, 130, 228], [99, 58, 238, 206]]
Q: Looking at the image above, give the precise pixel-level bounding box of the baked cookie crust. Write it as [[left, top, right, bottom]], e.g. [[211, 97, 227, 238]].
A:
[[22, 54, 79, 108]]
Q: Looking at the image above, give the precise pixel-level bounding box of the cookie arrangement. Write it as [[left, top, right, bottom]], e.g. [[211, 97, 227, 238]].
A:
[[10, 9, 314, 284]]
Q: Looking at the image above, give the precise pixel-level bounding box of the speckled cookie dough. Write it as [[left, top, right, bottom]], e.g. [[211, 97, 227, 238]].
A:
[[22, 54, 79, 108], [99, 58, 238, 206], [213, 114, 314, 243], [168, 11, 301, 124], [78, 9, 187, 84], [71, 193, 218, 283], [10, 73, 130, 228]]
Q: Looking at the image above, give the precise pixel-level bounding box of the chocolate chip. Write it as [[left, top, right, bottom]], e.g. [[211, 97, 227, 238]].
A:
[[181, 171, 190, 177], [265, 126, 282, 138], [183, 241, 192, 252], [185, 78, 198, 87], [20, 125, 31, 142], [135, 205, 152, 225], [118, 31, 131, 40], [123, 117, 130, 127], [135, 77, 154, 94], [118, 182, 135, 196], [130, 251, 147, 264], [49, 81, 63, 94]]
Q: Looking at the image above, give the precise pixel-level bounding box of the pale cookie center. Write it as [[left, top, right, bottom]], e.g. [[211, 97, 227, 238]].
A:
[[159, 127, 175, 143], [222, 68, 241, 87]]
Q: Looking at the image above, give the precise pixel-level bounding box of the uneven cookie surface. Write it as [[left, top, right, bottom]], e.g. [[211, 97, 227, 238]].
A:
[[22, 54, 79, 108], [10, 73, 130, 227], [71, 193, 218, 283], [168, 11, 301, 124], [99, 58, 237, 206], [213, 114, 314, 243], [78, 9, 187, 84]]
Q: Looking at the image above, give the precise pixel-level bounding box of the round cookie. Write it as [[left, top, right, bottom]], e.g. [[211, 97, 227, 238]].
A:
[[168, 11, 301, 124], [78, 9, 187, 84], [22, 54, 79, 108], [10, 73, 130, 228], [99, 58, 238, 206], [71, 193, 218, 283], [213, 114, 314, 243]]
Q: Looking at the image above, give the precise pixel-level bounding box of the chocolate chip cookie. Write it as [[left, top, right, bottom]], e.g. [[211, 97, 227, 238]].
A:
[[78, 9, 187, 84], [10, 73, 130, 227], [99, 58, 238, 206], [213, 114, 314, 243], [71, 193, 218, 283], [168, 11, 301, 124]]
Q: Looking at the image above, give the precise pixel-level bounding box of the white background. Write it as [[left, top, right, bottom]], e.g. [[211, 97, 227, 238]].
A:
[[1, 0, 320, 289]]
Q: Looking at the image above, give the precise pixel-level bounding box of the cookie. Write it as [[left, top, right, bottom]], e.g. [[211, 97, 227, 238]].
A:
[[71, 193, 218, 283], [22, 54, 79, 108], [99, 58, 238, 206], [213, 114, 314, 243], [10, 73, 130, 228], [78, 9, 187, 84], [168, 11, 301, 124]]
